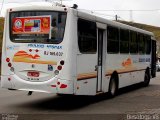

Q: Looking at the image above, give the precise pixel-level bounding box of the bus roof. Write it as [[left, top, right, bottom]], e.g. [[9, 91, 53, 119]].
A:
[[76, 9, 154, 37], [7, 5, 67, 13]]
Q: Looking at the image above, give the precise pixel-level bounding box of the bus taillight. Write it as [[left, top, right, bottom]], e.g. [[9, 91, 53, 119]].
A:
[[60, 84, 67, 88], [8, 63, 12, 67], [60, 60, 65, 65], [6, 58, 10, 62], [57, 82, 60, 85], [8, 78, 11, 81], [57, 66, 62, 70]]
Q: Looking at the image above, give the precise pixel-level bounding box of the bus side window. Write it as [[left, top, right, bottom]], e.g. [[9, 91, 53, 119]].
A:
[[120, 29, 129, 53], [138, 33, 145, 54], [145, 35, 151, 54], [107, 26, 119, 53], [78, 19, 97, 54], [130, 31, 138, 54]]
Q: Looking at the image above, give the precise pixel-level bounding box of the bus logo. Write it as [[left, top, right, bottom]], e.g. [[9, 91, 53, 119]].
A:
[[14, 19, 22, 29]]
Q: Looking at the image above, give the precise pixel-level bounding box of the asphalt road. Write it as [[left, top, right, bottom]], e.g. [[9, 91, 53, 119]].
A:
[[0, 73, 160, 120]]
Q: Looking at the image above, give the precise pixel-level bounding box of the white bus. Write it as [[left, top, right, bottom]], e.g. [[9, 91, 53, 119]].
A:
[[1, 4, 156, 97]]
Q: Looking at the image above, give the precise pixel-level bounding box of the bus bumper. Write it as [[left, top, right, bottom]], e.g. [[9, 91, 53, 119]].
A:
[[1, 75, 74, 94]]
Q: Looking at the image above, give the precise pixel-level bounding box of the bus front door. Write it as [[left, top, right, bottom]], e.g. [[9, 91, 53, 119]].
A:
[[151, 40, 156, 78]]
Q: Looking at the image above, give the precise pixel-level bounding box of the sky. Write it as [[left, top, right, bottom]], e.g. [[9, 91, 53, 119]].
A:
[[0, 0, 160, 27]]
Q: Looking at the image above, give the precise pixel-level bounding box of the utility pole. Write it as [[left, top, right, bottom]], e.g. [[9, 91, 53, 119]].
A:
[[115, 15, 118, 21], [130, 10, 133, 22]]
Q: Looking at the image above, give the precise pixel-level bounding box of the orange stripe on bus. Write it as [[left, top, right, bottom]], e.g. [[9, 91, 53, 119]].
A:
[[77, 68, 146, 80]]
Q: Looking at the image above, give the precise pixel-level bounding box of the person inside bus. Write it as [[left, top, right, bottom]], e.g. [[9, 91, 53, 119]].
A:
[[51, 17, 58, 40], [50, 15, 64, 43]]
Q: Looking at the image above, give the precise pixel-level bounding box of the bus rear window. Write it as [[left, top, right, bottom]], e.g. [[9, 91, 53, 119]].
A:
[[10, 11, 67, 44]]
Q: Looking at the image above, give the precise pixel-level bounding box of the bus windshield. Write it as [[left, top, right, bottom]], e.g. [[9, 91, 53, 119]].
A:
[[10, 11, 67, 44]]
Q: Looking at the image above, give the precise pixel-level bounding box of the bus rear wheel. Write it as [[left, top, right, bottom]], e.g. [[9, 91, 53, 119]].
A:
[[143, 70, 150, 87], [108, 76, 118, 97]]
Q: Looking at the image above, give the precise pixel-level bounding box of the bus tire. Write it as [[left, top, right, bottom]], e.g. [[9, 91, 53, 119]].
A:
[[143, 69, 150, 87], [108, 75, 118, 98]]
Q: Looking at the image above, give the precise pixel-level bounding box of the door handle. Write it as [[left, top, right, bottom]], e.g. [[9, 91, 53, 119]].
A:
[[95, 65, 98, 71]]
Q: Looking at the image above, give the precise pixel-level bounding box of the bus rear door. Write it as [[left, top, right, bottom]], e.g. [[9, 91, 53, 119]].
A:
[[97, 23, 107, 92]]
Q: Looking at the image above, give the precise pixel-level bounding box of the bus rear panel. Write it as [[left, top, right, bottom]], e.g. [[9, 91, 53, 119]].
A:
[[1, 6, 76, 94]]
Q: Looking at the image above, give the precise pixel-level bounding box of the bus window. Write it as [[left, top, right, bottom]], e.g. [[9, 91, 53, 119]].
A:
[[138, 33, 145, 54], [120, 29, 129, 53], [107, 26, 119, 53], [78, 19, 97, 54], [10, 11, 67, 44], [130, 31, 138, 54], [145, 35, 151, 54]]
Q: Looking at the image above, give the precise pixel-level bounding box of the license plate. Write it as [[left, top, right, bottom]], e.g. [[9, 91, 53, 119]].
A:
[[27, 71, 39, 77]]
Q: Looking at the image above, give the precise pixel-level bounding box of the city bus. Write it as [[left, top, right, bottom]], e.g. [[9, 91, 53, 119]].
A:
[[1, 4, 156, 97]]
